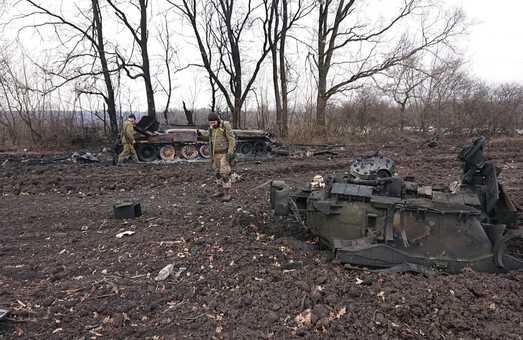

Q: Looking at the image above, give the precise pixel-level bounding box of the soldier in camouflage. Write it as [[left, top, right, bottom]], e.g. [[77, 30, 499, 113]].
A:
[[197, 112, 236, 202], [117, 114, 141, 165]]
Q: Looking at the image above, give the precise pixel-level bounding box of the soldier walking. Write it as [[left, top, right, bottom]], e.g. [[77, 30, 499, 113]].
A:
[[197, 112, 236, 202], [117, 114, 141, 165]]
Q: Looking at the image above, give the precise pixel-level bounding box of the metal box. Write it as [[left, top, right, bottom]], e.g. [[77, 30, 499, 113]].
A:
[[113, 202, 142, 219]]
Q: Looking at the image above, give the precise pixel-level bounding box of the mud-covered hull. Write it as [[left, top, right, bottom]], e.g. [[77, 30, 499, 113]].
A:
[[270, 137, 523, 274], [117, 116, 274, 161]]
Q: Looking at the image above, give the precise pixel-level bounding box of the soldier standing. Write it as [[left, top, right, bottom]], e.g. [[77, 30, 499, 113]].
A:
[[117, 114, 141, 165], [197, 112, 236, 202]]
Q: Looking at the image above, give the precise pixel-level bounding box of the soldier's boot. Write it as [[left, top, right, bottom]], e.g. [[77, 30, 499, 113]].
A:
[[117, 155, 126, 166], [221, 188, 232, 202], [131, 154, 141, 163]]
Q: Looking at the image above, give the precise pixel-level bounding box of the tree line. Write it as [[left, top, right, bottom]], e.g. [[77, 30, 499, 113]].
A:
[[0, 0, 521, 150]]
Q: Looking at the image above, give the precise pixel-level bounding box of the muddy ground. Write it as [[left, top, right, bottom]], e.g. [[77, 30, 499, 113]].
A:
[[1, 133, 523, 339]]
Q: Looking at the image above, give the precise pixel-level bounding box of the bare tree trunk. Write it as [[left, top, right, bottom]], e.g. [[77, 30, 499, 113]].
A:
[[108, 0, 157, 119], [271, 0, 292, 137], [140, 0, 156, 119], [271, 21, 283, 133], [160, 17, 173, 125], [17, 0, 121, 138], [316, 16, 328, 129], [172, 0, 283, 129], [312, 0, 467, 134], [279, 37, 289, 137], [316, 90, 328, 135], [92, 0, 118, 137], [0, 58, 19, 143]]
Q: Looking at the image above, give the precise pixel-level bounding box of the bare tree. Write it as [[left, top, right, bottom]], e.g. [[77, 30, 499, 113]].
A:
[[455, 81, 523, 135], [154, 12, 190, 124], [270, 0, 314, 137], [310, 0, 468, 133], [0, 0, 7, 17], [252, 78, 271, 129], [15, 0, 120, 137], [107, 0, 157, 119], [376, 54, 432, 131], [422, 56, 468, 132], [395, 54, 470, 133], [0, 51, 20, 143], [491, 83, 523, 133], [0, 49, 51, 144], [169, 0, 280, 128]]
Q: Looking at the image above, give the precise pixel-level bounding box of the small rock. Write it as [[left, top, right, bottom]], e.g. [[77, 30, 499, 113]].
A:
[[294, 280, 309, 291], [266, 311, 279, 323]]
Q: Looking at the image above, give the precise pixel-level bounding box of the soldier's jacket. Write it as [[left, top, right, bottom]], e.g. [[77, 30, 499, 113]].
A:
[[120, 120, 135, 144], [199, 121, 235, 155]]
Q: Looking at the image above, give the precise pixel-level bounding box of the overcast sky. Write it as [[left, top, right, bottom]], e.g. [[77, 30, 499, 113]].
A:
[[458, 0, 523, 82], [2, 0, 522, 113]]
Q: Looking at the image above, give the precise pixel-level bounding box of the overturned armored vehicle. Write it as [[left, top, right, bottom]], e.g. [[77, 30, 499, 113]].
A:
[[271, 137, 523, 274], [129, 116, 274, 162]]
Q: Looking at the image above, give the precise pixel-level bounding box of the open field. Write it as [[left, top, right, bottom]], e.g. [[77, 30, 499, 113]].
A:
[[1, 132, 523, 339]]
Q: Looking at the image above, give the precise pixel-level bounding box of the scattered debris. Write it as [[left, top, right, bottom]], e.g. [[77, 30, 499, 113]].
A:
[[113, 202, 142, 219], [0, 308, 11, 321], [115, 231, 135, 238], [175, 267, 186, 278], [156, 263, 174, 281], [197, 192, 208, 204], [230, 172, 243, 182], [0, 149, 114, 166], [71, 151, 99, 163], [424, 136, 439, 148], [270, 143, 345, 157]]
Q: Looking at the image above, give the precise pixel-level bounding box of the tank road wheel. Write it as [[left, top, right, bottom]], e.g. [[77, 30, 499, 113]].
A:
[[239, 142, 254, 155], [136, 144, 157, 162], [180, 145, 198, 160], [199, 144, 210, 159], [159, 145, 176, 161], [254, 141, 268, 155]]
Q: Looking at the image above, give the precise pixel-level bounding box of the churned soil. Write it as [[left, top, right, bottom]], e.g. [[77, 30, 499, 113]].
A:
[[1, 132, 523, 339]]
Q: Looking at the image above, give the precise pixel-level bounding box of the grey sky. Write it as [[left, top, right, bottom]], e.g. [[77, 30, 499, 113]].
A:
[[3, 0, 521, 113], [459, 0, 523, 82]]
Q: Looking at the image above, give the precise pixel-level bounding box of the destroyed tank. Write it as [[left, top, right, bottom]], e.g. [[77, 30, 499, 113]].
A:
[[270, 137, 523, 274], [125, 116, 274, 162], [349, 146, 395, 180]]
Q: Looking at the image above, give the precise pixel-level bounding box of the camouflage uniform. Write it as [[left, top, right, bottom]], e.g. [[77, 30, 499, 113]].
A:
[[117, 117, 140, 165], [199, 119, 236, 200]]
